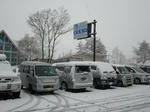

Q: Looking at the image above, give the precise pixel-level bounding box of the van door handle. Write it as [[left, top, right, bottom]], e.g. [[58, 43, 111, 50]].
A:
[[26, 75, 29, 77]]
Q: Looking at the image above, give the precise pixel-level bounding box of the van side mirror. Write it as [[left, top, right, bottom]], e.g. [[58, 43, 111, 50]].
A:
[[116, 71, 119, 74], [13, 68, 17, 73]]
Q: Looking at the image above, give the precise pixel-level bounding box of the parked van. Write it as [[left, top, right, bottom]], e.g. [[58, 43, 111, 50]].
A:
[[0, 54, 21, 98], [125, 65, 150, 84], [19, 61, 59, 93], [112, 64, 133, 87], [53, 61, 93, 91], [86, 62, 117, 88]]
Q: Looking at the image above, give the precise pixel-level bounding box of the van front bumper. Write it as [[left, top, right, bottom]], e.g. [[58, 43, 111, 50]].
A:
[[73, 82, 93, 89], [101, 79, 116, 86], [0, 82, 21, 92], [36, 83, 59, 92]]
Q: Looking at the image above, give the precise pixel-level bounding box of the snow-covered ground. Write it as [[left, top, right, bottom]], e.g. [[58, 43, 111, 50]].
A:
[[1, 85, 150, 112]]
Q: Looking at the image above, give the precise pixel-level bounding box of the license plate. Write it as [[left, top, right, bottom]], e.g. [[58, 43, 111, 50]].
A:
[[46, 88, 52, 92], [127, 82, 132, 85]]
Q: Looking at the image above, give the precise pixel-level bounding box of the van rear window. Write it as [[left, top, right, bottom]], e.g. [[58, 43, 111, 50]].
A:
[[75, 66, 90, 73]]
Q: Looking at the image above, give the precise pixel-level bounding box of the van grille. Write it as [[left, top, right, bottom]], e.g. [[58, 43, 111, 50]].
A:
[[126, 76, 132, 82], [43, 85, 54, 88]]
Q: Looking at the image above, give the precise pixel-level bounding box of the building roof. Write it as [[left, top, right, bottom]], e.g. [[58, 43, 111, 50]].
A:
[[0, 30, 20, 52]]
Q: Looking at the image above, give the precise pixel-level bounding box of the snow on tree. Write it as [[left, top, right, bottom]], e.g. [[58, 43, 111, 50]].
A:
[[111, 47, 127, 64], [77, 38, 107, 54], [18, 34, 41, 60], [134, 40, 150, 64]]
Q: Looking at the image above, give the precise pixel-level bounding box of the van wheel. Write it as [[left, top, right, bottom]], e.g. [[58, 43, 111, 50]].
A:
[[105, 85, 110, 89], [93, 79, 98, 89], [13, 91, 20, 98], [29, 84, 34, 94], [61, 82, 68, 91], [21, 85, 23, 89], [118, 81, 123, 87], [134, 78, 141, 84]]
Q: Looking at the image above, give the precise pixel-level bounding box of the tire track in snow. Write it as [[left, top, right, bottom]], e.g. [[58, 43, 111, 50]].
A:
[[51, 91, 150, 112], [7, 91, 34, 112], [108, 100, 150, 112], [20, 94, 42, 112]]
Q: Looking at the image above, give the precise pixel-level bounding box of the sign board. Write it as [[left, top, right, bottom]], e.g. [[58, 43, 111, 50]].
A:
[[73, 21, 89, 40]]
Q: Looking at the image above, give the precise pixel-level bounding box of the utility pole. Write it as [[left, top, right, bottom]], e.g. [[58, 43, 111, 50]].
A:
[[93, 20, 97, 61]]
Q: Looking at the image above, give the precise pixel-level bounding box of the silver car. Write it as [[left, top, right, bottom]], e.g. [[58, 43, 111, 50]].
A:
[[125, 66, 150, 84]]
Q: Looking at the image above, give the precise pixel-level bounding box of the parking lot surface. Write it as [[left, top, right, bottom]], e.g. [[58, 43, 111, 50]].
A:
[[0, 85, 150, 112]]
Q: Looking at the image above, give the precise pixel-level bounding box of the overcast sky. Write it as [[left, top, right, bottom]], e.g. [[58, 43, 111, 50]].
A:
[[0, 0, 150, 58]]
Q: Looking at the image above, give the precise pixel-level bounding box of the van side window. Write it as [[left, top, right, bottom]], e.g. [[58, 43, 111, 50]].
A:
[[91, 65, 97, 70], [56, 66, 65, 72], [75, 66, 90, 73], [64, 66, 72, 73], [23, 65, 30, 73]]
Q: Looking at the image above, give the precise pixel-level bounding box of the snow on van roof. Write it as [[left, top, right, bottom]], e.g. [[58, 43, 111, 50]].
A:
[[112, 64, 126, 67], [53, 61, 91, 66], [0, 54, 6, 60], [21, 61, 51, 66]]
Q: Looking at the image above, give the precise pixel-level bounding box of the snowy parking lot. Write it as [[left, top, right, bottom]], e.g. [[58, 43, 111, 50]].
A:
[[1, 85, 150, 112]]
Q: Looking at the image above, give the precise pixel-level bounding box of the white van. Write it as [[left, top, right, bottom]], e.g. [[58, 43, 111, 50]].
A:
[[19, 61, 59, 93], [86, 62, 117, 88], [0, 54, 21, 98], [53, 61, 93, 91]]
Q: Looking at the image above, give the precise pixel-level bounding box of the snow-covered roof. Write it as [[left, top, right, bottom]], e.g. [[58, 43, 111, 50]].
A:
[[21, 61, 51, 66], [53, 61, 91, 66], [112, 64, 126, 67]]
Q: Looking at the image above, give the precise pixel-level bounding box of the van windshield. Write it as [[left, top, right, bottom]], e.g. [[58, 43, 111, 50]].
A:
[[75, 65, 90, 73], [132, 67, 145, 73], [117, 67, 130, 74], [35, 66, 57, 76]]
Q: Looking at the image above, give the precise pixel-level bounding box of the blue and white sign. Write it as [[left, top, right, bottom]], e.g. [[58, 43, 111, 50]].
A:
[[73, 21, 88, 40]]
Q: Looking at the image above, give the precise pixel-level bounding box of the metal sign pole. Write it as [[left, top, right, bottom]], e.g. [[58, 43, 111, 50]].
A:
[[93, 20, 97, 61]]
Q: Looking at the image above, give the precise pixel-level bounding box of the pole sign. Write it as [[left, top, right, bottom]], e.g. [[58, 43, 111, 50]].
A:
[[73, 21, 89, 40]]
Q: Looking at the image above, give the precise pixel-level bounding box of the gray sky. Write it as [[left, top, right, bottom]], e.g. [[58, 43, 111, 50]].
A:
[[0, 0, 150, 58]]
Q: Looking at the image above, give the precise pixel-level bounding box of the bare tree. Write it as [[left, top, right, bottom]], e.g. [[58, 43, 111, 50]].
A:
[[18, 34, 41, 60], [134, 40, 150, 64], [27, 8, 71, 62], [27, 10, 48, 60], [46, 8, 71, 63]]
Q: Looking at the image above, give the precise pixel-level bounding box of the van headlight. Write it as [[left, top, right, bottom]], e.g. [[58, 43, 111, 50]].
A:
[[122, 76, 126, 79], [101, 75, 107, 80], [114, 75, 117, 79], [12, 77, 20, 82]]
